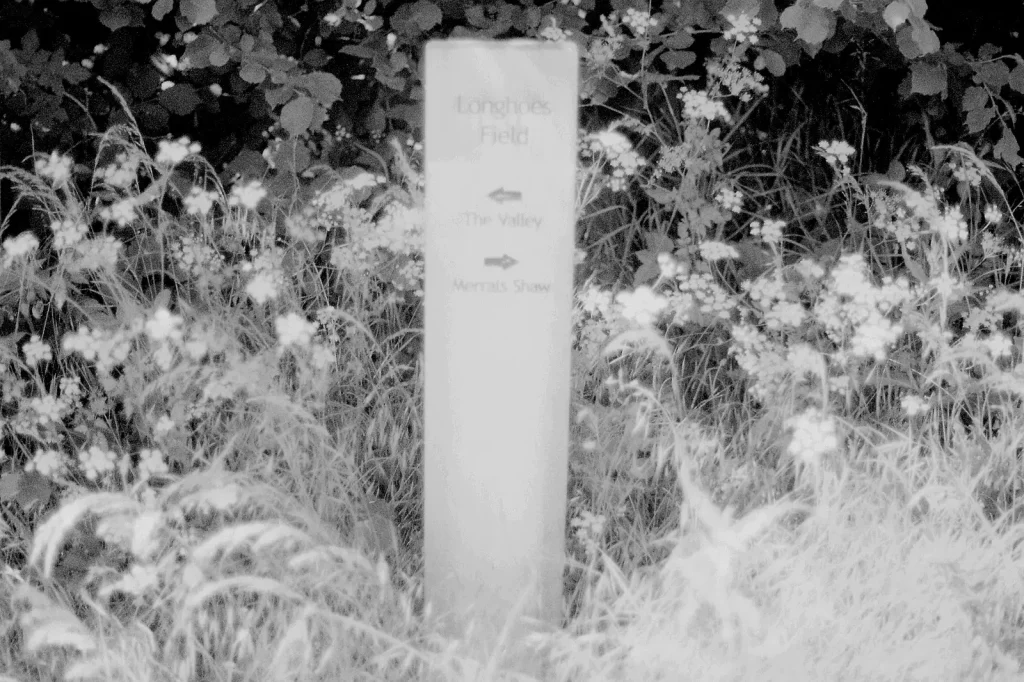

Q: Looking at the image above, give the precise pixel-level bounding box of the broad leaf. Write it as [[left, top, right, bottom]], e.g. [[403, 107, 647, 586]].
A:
[[1009, 64, 1024, 94], [909, 16, 939, 55], [61, 62, 91, 85], [994, 128, 1023, 167], [661, 32, 695, 50], [645, 186, 675, 206], [974, 61, 1010, 89], [410, 0, 443, 31], [720, 0, 761, 18], [158, 83, 202, 116], [882, 1, 910, 29], [895, 25, 921, 59], [264, 85, 295, 108], [755, 49, 787, 77], [152, 0, 173, 20], [182, 33, 219, 69], [21, 29, 39, 53], [604, 329, 673, 361], [0, 40, 27, 95], [965, 105, 995, 134], [99, 5, 144, 30], [299, 71, 342, 106], [904, 0, 927, 16], [780, 0, 836, 46], [0, 471, 53, 509], [239, 62, 267, 84], [661, 50, 696, 71], [910, 61, 946, 95], [280, 95, 317, 137], [635, 232, 676, 275], [961, 85, 988, 112], [181, 0, 217, 26], [138, 102, 171, 131], [209, 44, 230, 67], [886, 159, 906, 182], [269, 139, 312, 174], [221, 148, 268, 184], [303, 49, 331, 68], [340, 44, 376, 60]]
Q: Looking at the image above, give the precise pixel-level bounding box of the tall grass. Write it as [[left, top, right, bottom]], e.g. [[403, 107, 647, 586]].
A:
[[2, 10, 1024, 682]]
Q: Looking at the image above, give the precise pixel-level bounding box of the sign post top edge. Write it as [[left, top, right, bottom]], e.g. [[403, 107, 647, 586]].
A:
[[425, 38, 579, 55]]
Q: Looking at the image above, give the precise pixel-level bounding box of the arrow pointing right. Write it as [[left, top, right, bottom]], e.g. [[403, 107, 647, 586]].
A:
[[483, 254, 518, 270]]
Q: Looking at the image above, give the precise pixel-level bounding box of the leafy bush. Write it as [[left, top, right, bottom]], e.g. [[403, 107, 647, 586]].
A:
[[1, 3, 1024, 681]]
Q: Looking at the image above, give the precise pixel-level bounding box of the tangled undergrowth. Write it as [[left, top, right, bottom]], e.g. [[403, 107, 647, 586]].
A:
[[2, 10, 1024, 682]]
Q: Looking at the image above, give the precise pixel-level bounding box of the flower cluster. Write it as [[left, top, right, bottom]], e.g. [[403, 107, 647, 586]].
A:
[[620, 8, 658, 36], [99, 199, 136, 227], [539, 23, 572, 41], [571, 509, 607, 558], [146, 308, 184, 344], [2, 233, 40, 268], [587, 36, 623, 65], [284, 207, 329, 245], [723, 13, 761, 44], [63, 321, 142, 374], [184, 187, 219, 217], [582, 129, 646, 192], [677, 88, 732, 124], [242, 248, 286, 304], [228, 180, 267, 211], [329, 195, 425, 295], [815, 140, 856, 176], [26, 449, 65, 477], [707, 58, 769, 102], [137, 448, 169, 481], [29, 395, 64, 426], [155, 136, 201, 167], [870, 189, 922, 250], [23, 335, 52, 366], [729, 323, 791, 401], [35, 152, 74, 185], [573, 283, 626, 363], [750, 218, 785, 246], [657, 252, 686, 279], [94, 151, 142, 190], [59, 376, 83, 405], [671, 272, 739, 323], [875, 181, 972, 249], [275, 312, 318, 349], [51, 218, 89, 249], [984, 204, 1003, 224], [79, 445, 118, 481], [615, 286, 669, 326], [715, 187, 744, 213], [172, 235, 225, 284], [948, 160, 983, 187], [785, 407, 838, 468], [933, 205, 969, 244], [814, 254, 911, 361], [698, 240, 740, 262], [742, 274, 806, 330], [68, 236, 123, 273]]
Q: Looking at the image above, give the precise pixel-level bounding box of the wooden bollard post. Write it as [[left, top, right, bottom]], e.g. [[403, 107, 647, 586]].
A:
[[423, 39, 579, 675]]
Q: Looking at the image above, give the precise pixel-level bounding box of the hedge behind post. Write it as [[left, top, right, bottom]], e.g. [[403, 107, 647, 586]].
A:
[[423, 38, 578, 675]]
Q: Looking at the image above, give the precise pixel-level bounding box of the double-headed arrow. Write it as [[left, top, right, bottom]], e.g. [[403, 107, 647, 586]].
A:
[[488, 187, 522, 203], [483, 254, 518, 270]]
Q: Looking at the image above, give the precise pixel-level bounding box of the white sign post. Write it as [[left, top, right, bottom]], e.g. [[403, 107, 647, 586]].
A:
[[423, 39, 578, 673]]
